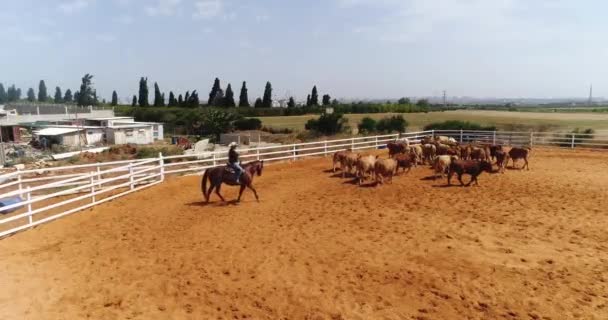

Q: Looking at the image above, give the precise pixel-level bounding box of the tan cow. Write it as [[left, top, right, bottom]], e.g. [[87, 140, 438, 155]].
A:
[[356, 154, 378, 185], [374, 158, 397, 185]]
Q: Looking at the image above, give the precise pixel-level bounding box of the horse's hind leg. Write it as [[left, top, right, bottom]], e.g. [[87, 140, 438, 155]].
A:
[[215, 184, 226, 202]]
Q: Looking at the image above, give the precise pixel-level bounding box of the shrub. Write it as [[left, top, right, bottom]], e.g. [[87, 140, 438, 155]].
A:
[[305, 113, 348, 135], [261, 126, 294, 134], [376, 115, 408, 133], [423, 120, 496, 131], [358, 117, 377, 134], [234, 118, 262, 131]]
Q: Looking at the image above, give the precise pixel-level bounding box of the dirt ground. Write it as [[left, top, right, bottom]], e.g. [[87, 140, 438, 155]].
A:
[[1, 148, 607, 320]]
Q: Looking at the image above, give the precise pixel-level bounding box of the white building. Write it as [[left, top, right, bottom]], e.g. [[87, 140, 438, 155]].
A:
[[33, 126, 105, 147], [106, 124, 155, 145]]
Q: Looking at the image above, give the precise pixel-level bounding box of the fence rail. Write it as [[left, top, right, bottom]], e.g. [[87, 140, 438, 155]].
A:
[[1, 129, 607, 238]]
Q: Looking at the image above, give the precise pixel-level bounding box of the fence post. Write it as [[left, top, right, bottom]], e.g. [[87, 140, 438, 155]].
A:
[[324, 141, 328, 156], [129, 164, 134, 190], [256, 148, 260, 160], [492, 131, 496, 145], [158, 152, 165, 182], [90, 172, 96, 203], [96, 165, 102, 189], [431, 130, 435, 139], [530, 132, 534, 146], [17, 169, 23, 199], [351, 138, 355, 150], [292, 145, 297, 160], [571, 134, 576, 149], [459, 130, 463, 143], [26, 187, 33, 225], [375, 136, 379, 149], [212, 153, 217, 166]]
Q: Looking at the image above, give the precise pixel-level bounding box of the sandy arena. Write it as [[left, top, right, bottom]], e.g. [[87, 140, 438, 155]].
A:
[[1, 148, 607, 319]]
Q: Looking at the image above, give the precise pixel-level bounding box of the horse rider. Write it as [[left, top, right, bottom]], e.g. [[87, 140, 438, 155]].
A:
[[228, 142, 244, 183]]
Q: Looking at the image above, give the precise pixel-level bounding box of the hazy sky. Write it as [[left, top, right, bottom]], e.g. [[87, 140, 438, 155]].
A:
[[1, 0, 607, 102]]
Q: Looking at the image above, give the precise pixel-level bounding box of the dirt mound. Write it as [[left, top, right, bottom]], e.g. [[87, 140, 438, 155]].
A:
[[1, 148, 607, 319]]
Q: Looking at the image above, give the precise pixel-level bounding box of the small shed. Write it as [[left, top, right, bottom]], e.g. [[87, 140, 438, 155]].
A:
[[33, 127, 84, 147], [106, 124, 154, 145]]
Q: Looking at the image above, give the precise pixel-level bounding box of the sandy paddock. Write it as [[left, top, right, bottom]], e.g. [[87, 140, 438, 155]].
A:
[[1, 148, 607, 320]]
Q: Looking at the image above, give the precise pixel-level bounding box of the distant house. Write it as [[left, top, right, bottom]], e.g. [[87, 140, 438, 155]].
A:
[[33, 126, 105, 147], [106, 124, 155, 145]]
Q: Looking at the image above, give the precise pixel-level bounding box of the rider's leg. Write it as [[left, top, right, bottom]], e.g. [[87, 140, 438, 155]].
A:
[[234, 162, 244, 183]]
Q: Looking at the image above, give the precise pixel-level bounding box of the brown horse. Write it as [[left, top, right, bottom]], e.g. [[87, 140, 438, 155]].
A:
[[201, 160, 264, 203]]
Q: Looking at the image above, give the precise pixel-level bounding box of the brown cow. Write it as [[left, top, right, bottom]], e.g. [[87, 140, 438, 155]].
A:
[[507, 147, 531, 170], [340, 152, 359, 178], [495, 150, 508, 173], [470, 147, 488, 161], [447, 159, 493, 186], [387, 142, 409, 158], [332, 150, 350, 172], [355, 154, 378, 185], [435, 143, 450, 156], [394, 153, 415, 175], [374, 158, 397, 185]]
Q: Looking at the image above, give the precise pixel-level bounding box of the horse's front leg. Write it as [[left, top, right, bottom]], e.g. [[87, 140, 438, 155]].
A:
[[247, 184, 259, 202], [215, 184, 226, 202], [237, 184, 246, 202]]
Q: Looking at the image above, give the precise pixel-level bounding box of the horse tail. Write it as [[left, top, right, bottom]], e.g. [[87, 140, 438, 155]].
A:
[[202, 169, 210, 202]]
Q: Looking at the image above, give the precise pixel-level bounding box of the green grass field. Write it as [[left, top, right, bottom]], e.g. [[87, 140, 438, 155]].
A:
[[258, 110, 608, 133]]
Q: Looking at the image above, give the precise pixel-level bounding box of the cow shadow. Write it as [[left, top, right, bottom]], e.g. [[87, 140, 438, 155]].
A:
[[421, 175, 440, 181]]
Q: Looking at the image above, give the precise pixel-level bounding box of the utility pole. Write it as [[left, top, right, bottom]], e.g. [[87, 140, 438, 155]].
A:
[[442, 90, 447, 108], [588, 84, 593, 106]]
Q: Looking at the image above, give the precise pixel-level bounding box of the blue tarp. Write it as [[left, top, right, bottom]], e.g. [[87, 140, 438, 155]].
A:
[[0, 197, 23, 214]]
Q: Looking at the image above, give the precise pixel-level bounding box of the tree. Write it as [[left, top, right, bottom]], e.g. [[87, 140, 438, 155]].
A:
[[238, 81, 249, 107], [92, 90, 99, 105], [224, 83, 236, 107], [331, 99, 339, 105], [322, 94, 331, 106], [306, 94, 311, 107], [0, 84, 7, 103], [358, 117, 377, 134], [138, 77, 149, 107], [234, 118, 262, 131], [187, 90, 200, 107], [131, 95, 137, 106], [27, 88, 36, 102], [153, 82, 163, 106], [74, 91, 80, 103], [305, 113, 348, 135], [184, 91, 190, 106], [376, 115, 408, 133], [287, 97, 296, 108], [64, 89, 73, 103], [38, 80, 47, 102], [262, 81, 272, 108], [161, 93, 165, 107], [168, 91, 177, 107], [416, 99, 429, 108], [178, 94, 183, 106], [111, 90, 118, 106], [200, 109, 240, 140], [77, 74, 95, 106], [208, 77, 221, 105], [54, 87, 63, 103], [211, 89, 224, 107], [254, 98, 263, 108], [310, 86, 319, 106], [398, 97, 410, 105]]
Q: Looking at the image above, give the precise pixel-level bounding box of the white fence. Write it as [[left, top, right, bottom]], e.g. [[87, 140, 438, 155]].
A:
[[0, 129, 607, 238]]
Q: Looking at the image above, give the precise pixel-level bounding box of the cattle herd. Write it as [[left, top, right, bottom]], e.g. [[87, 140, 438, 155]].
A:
[[332, 135, 532, 187]]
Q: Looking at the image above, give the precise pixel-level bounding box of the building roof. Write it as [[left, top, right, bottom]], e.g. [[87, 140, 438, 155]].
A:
[[107, 124, 152, 129], [34, 127, 83, 136], [86, 117, 134, 121]]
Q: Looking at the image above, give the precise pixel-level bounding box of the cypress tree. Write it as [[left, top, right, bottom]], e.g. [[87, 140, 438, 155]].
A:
[[238, 81, 249, 107], [64, 89, 73, 103], [77, 74, 94, 106], [92, 90, 99, 105], [310, 86, 319, 106], [16, 88, 21, 100], [306, 94, 311, 107], [38, 80, 47, 102], [27, 88, 36, 102], [287, 97, 295, 108], [138, 77, 149, 107], [111, 90, 118, 106], [224, 84, 235, 107], [188, 90, 200, 107], [178, 94, 183, 106], [212, 89, 224, 106], [184, 91, 190, 105], [161, 93, 165, 107], [322, 94, 331, 106], [153, 82, 163, 106], [208, 77, 221, 105], [0, 84, 7, 103], [254, 98, 263, 108], [262, 81, 272, 108], [131, 95, 137, 106], [74, 91, 80, 103], [168, 91, 176, 106], [54, 87, 63, 103]]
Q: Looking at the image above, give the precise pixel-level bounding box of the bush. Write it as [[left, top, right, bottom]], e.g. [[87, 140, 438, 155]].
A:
[[234, 118, 262, 131], [261, 126, 294, 134], [376, 115, 408, 133], [423, 120, 496, 131], [358, 117, 377, 134], [305, 113, 348, 135]]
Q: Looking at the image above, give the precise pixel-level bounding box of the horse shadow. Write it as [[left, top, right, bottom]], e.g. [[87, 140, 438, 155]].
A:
[[186, 200, 240, 207]]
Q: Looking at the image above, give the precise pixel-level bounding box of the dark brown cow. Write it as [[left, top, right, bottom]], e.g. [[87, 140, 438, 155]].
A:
[[495, 150, 508, 173], [489, 145, 504, 161], [394, 153, 415, 174], [507, 147, 531, 170], [470, 147, 488, 161], [447, 159, 493, 186], [387, 142, 408, 158]]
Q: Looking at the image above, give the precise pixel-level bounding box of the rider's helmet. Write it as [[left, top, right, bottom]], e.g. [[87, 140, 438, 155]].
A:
[[229, 142, 237, 149]]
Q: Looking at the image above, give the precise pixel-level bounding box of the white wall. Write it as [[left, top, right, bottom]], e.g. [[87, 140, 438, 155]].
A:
[[85, 129, 105, 145], [107, 127, 153, 145]]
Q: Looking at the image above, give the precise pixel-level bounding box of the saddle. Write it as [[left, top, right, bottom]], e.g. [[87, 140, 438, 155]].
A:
[[223, 163, 241, 184]]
